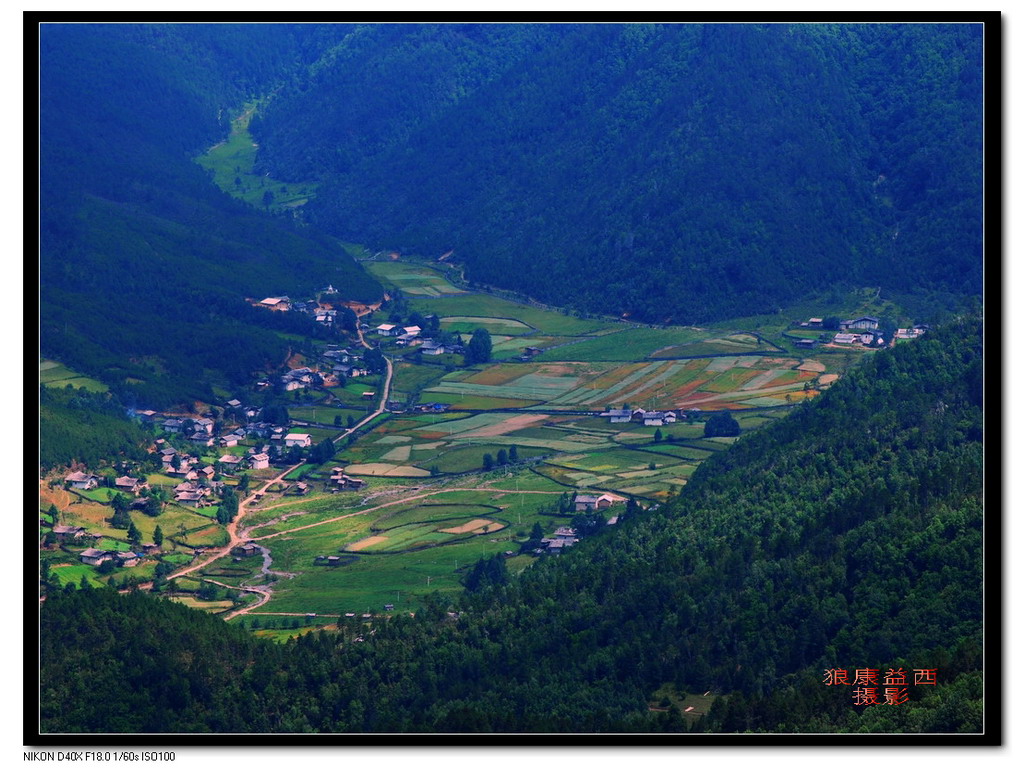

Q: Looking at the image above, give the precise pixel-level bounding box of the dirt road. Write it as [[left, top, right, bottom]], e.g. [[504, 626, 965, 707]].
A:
[[164, 335, 395, 617]]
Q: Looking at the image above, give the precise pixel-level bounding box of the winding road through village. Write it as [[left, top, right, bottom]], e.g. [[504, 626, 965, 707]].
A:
[[165, 325, 395, 618]]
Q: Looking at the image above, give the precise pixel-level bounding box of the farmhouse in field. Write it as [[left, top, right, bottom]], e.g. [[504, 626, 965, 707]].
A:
[[174, 490, 208, 507], [329, 468, 367, 490], [52, 525, 86, 542], [233, 543, 260, 557], [217, 454, 244, 469], [599, 408, 633, 423], [832, 333, 860, 345], [896, 327, 926, 340], [574, 493, 617, 512], [259, 296, 291, 311], [114, 476, 148, 496], [65, 471, 100, 490], [281, 367, 316, 391], [113, 551, 140, 568], [249, 453, 270, 470], [541, 527, 580, 554], [79, 548, 111, 566], [284, 433, 312, 448], [375, 323, 398, 336], [642, 410, 677, 427], [840, 316, 879, 331]]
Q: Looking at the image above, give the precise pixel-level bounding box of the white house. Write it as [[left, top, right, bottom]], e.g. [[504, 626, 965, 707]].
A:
[[284, 433, 312, 448], [599, 408, 633, 424], [65, 471, 100, 490], [249, 453, 270, 470], [259, 296, 291, 311], [574, 493, 617, 512]]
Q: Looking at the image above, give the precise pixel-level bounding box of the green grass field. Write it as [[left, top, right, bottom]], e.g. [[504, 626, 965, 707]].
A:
[[39, 360, 108, 392], [240, 484, 564, 614], [391, 362, 449, 397], [374, 503, 501, 529], [195, 103, 316, 212], [408, 293, 616, 336], [363, 260, 466, 296], [50, 563, 106, 588]]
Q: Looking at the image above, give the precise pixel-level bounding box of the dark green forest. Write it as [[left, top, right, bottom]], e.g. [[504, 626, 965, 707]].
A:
[[39, 386, 152, 469], [39, 317, 984, 733], [252, 23, 983, 323], [39, 24, 381, 409]]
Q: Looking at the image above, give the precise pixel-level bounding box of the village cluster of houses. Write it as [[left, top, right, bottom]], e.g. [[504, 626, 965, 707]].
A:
[[78, 547, 145, 568], [43, 518, 159, 568], [532, 494, 624, 555], [64, 471, 151, 496], [257, 286, 346, 327], [375, 322, 464, 356], [268, 346, 373, 392], [598, 407, 692, 427], [796, 316, 928, 348], [327, 466, 367, 491]]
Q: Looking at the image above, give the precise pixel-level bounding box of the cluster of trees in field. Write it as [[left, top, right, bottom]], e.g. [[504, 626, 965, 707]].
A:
[[252, 23, 982, 324], [40, 24, 382, 410], [40, 315, 983, 733]]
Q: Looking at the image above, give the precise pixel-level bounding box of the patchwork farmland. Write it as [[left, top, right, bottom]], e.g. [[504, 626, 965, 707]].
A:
[[42, 253, 869, 625]]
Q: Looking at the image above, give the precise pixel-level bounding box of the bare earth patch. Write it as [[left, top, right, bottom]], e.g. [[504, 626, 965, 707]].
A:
[[346, 463, 430, 477], [818, 374, 839, 386], [348, 535, 388, 551], [797, 359, 827, 372], [438, 518, 498, 535], [459, 413, 549, 438], [39, 482, 73, 511]]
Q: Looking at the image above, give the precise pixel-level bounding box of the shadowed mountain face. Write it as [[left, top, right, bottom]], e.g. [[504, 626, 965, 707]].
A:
[[252, 23, 983, 323], [39, 23, 380, 408]]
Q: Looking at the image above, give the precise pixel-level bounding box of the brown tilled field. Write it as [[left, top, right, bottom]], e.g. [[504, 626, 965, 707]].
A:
[[438, 519, 500, 535], [39, 482, 73, 512], [458, 413, 548, 438], [348, 535, 388, 551], [466, 366, 531, 386]]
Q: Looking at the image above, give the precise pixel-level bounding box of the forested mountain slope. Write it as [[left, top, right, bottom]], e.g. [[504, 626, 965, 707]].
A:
[[39, 24, 381, 408], [253, 23, 983, 323], [40, 316, 984, 733]]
